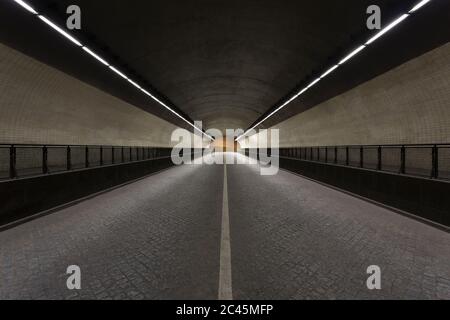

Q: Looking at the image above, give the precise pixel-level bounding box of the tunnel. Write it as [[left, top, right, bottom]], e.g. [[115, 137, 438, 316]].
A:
[[0, 0, 449, 304]]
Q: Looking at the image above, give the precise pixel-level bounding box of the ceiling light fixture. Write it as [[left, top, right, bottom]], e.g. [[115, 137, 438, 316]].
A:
[[306, 78, 321, 88], [38, 15, 82, 47], [13, 0, 37, 14], [409, 0, 432, 13], [320, 65, 339, 79], [127, 79, 141, 89], [236, 0, 433, 141], [109, 66, 128, 79], [338, 45, 366, 65], [140, 88, 213, 139], [12, 0, 213, 141], [82, 46, 109, 66], [365, 14, 409, 45]]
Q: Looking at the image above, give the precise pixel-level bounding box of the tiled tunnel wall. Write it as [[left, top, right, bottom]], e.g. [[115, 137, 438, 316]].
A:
[[272, 42, 450, 147], [0, 42, 187, 224], [240, 43, 450, 176], [0, 42, 182, 147]]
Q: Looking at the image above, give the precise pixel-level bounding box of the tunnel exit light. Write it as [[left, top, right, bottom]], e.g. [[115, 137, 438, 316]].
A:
[[236, 0, 435, 142], [11, 0, 213, 141]]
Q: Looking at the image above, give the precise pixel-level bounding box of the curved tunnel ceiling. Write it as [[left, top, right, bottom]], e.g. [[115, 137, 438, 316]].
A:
[[2, 0, 449, 133], [64, 0, 380, 131]]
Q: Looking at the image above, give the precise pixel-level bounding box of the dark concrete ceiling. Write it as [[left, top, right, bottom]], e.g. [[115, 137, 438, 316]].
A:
[[1, 0, 449, 132]]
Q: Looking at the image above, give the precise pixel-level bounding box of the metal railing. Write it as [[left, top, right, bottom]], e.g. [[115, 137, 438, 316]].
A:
[[0, 144, 175, 181], [274, 144, 450, 181]]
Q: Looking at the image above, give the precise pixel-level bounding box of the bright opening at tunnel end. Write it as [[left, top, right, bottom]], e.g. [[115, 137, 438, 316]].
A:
[[170, 122, 280, 176]]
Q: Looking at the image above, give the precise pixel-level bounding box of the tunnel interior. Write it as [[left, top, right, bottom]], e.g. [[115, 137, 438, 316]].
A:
[[0, 0, 449, 301]]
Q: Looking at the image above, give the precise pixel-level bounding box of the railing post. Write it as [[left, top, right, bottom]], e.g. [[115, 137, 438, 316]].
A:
[[325, 148, 328, 163], [334, 147, 338, 164], [67, 146, 71, 171], [85, 146, 89, 168], [9, 145, 16, 179], [121, 147, 124, 163], [42, 146, 48, 174], [111, 147, 115, 164], [377, 146, 382, 170], [130, 147, 132, 162], [432, 145, 438, 179], [345, 147, 349, 166], [360, 146, 364, 168], [100, 146, 103, 166], [400, 145, 406, 174]]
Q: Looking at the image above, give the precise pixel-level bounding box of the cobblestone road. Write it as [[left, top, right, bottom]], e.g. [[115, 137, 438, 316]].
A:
[[227, 154, 450, 299], [0, 153, 449, 299], [0, 163, 223, 299]]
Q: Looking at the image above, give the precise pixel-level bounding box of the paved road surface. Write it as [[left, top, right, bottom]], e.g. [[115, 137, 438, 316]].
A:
[[1, 153, 449, 299]]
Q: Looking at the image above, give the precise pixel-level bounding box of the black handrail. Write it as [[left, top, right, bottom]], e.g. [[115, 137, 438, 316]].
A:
[[247, 143, 450, 181], [0, 143, 185, 181]]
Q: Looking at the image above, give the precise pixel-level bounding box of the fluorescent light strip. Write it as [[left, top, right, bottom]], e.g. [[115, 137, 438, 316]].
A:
[[339, 45, 366, 65], [109, 66, 128, 79], [140, 88, 214, 139], [38, 15, 82, 46], [114, 73, 212, 139], [14, 0, 37, 14], [237, 65, 340, 140], [82, 47, 109, 66], [110, 67, 211, 138], [365, 14, 409, 45], [297, 87, 309, 96], [128, 79, 141, 89], [237, 47, 365, 141], [237, 2, 434, 142], [12, 1, 212, 141], [307, 77, 321, 88], [409, 0, 431, 13], [236, 78, 320, 140], [320, 65, 339, 78]]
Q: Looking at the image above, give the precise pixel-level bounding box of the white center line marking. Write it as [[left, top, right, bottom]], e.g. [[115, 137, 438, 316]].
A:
[[219, 162, 233, 300]]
